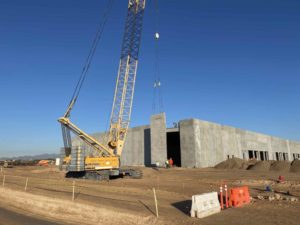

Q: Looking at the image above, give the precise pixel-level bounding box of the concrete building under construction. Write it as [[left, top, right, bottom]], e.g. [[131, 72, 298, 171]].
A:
[[73, 113, 300, 168]]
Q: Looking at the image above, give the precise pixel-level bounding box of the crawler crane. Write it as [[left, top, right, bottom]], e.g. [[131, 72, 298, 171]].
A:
[[58, 0, 146, 180]]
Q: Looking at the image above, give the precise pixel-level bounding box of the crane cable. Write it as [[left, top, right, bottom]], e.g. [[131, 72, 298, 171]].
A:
[[65, 0, 115, 117], [152, 0, 164, 114]]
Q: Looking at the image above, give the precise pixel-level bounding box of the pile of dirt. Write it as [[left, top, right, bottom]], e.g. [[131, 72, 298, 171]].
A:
[[270, 161, 291, 172], [214, 158, 248, 170], [248, 161, 271, 171], [290, 160, 300, 173]]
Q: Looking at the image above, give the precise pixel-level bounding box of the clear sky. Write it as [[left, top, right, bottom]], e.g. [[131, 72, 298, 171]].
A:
[[0, 0, 299, 157]]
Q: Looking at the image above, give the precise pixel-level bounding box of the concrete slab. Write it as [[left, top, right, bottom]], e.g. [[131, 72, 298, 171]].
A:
[[150, 113, 167, 166]]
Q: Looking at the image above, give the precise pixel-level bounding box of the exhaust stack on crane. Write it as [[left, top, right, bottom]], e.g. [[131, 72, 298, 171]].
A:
[[58, 0, 146, 180]]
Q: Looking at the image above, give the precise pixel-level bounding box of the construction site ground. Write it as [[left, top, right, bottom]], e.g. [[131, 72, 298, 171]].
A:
[[0, 203, 65, 225], [1, 165, 300, 225]]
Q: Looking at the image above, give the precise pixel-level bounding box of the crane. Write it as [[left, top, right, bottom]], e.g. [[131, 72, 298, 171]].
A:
[[58, 0, 146, 180]]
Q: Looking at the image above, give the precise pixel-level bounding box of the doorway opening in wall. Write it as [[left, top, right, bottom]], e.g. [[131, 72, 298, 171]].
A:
[[248, 150, 254, 159], [253, 151, 258, 159], [276, 152, 280, 161], [254, 151, 259, 159], [248, 150, 269, 160], [260, 151, 264, 160], [167, 131, 181, 167], [293, 153, 300, 160]]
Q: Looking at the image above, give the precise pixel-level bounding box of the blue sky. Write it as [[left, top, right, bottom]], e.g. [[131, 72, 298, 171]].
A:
[[0, 0, 299, 157]]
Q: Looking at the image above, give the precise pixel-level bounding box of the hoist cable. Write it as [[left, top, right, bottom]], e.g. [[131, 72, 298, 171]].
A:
[[66, 0, 115, 116], [152, 0, 164, 114]]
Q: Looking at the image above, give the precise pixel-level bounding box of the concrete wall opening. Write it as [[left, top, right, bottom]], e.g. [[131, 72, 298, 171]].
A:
[[259, 151, 269, 161], [248, 150, 269, 160], [254, 151, 258, 159], [293, 153, 300, 160], [260, 151, 265, 160], [248, 150, 259, 159], [167, 131, 181, 167], [144, 128, 151, 166], [248, 150, 254, 159], [276, 152, 279, 161], [275, 152, 288, 161]]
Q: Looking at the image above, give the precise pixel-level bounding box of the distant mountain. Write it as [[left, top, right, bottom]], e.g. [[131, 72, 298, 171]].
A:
[[0, 153, 60, 161]]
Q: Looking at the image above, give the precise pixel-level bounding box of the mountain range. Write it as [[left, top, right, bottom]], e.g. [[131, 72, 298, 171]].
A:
[[0, 153, 59, 161]]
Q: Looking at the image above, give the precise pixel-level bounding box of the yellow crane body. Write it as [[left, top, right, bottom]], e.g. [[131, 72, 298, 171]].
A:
[[84, 156, 120, 170], [58, 0, 146, 180]]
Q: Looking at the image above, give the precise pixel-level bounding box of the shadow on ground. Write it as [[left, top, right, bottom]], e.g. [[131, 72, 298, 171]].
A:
[[171, 200, 191, 216]]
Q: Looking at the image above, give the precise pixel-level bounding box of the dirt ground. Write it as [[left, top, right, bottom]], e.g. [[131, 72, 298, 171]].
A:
[[0, 165, 299, 225], [0, 203, 65, 225]]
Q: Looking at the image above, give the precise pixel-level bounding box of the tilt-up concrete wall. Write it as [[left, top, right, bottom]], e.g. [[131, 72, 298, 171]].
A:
[[70, 115, 300, 168], [179, 118, 300, 168], [72, 125, 150, 166], [71, 113, 168, 167], [150, 113, 167, 166]]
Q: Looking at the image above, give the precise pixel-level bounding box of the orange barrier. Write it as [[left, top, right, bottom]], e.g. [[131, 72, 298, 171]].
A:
[[229, 186, 250, 207]]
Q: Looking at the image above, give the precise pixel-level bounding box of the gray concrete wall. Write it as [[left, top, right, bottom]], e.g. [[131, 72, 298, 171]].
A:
[[72, 125, 150, 166], [222, 126, 240, 160], [121, 125, 150, 166], [150, 113, 167, 166], [70, 116, 300, 168], [179, 119, 198, 168], [289, 141, 300, 159], [179, 118, 300, 168]]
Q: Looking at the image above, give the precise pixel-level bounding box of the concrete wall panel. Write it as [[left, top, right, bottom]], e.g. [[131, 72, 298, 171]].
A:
[[179, 119, 197, 168], [121, 125, 149, 166], [70, 116, 300, 169], [71, 125, 149, 166], [150, 113, 167, 166], [221, 126, 239, 159]]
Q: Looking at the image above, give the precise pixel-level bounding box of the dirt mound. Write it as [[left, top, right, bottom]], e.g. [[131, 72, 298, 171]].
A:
[[215, 158, 248, 170], [270, 161, 291, 172], [248, 161, 271, 171], [290, 160, 300, 173]]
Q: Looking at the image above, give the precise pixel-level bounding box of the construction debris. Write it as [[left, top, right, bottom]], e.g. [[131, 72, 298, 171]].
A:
[[256, 193, 299, 203]]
